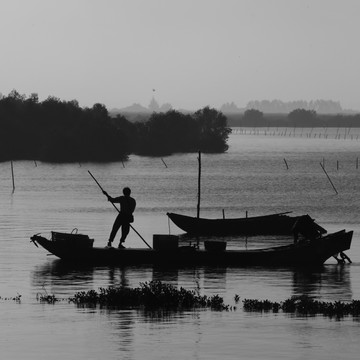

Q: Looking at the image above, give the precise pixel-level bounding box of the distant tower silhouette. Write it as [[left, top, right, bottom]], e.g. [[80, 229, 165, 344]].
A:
[[148, 96, 160, 112]]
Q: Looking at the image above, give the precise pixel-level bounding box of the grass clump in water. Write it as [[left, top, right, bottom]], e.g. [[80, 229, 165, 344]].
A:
[[0, 294, 22, 303], [243, 295, 360, 318], [36, 285, 59, 304], [69, 280, 229, 310]]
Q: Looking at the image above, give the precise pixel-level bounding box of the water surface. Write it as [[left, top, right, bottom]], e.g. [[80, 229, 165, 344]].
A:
[[1, 129, 359, 359]]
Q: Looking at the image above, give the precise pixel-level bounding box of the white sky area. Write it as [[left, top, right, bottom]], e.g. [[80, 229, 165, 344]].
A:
[[1, 0, 359, 110]]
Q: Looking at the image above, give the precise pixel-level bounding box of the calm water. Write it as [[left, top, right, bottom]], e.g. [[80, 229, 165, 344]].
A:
[[1, 129, 360, 359]]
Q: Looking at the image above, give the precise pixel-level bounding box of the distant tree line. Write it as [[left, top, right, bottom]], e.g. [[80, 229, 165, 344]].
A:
[[245, 99, 343, 114], [221, 99, 344, 114], [0, 90, 231, 162], [226, 108, 360, 127]]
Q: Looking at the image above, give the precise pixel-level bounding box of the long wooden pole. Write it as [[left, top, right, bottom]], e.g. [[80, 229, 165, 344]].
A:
[[320, 163, 338, 195], [11, 161, 15, 192], [283, 158, 289, 170], [88, 170, 152, 249], [161, 158, 168, 168], [197, 151, 201, 218]]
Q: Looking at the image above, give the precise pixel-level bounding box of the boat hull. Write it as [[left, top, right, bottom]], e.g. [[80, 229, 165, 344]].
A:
[[31, 230, 352, 267], [167, 212, 327, 236]]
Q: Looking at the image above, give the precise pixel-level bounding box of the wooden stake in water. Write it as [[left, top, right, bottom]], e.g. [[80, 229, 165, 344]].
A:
[[283, 158, 289, 170], [11, 161, 15, 192], [161, 158, 168, 168], [320, 162, 338, 195], [197, 151, 201, 218]]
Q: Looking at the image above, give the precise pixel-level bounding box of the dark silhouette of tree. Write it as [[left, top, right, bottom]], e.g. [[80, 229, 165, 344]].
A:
[[132, 107, 231, 155], [0, 91, 231, 162], [193, 106, 231, 152], [135, 110, 198, 155], [288, 109, 317, 127], [110, 114, 137, 153], [243, 109, 264, 126]]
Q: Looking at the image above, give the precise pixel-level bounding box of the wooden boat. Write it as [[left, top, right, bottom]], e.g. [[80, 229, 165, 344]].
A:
[[30, 229, 352, 267], [167, 212, 327, 236], [168, 153, 326, 237]]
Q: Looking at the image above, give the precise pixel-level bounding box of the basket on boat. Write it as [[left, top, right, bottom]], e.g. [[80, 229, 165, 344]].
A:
[[51, 231, 94, 248]]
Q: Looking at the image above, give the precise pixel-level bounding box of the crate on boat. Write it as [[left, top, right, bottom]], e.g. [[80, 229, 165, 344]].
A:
[[51, 231, 94, 248], [153, 234, 179, 251]]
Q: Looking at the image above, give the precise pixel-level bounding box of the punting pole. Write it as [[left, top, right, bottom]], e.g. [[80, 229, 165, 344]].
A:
[[320, 162, 338, 195], [10, 161, 15, 192], [197, 151, 201, 218], [88, 170, 152, 249], [195, 151, 202, 249]]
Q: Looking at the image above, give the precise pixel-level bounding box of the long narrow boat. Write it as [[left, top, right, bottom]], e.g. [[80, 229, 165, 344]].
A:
[[30, 229, 352, 267], [167, 212, 327, 236]]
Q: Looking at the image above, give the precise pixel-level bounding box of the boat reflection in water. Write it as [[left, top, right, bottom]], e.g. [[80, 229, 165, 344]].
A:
[[291, 264, 353, 301], [31, 251, 353, 307]]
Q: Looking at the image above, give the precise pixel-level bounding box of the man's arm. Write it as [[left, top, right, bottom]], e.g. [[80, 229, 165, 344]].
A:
[[103, 191, 121, 203]]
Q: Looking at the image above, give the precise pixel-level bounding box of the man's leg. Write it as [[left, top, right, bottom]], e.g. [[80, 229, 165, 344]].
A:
[[119, 223, 130, 247], [107, 216, 122, 246]]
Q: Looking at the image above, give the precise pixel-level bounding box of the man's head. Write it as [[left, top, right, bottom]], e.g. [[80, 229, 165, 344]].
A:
[[123, 187, 131, 196]]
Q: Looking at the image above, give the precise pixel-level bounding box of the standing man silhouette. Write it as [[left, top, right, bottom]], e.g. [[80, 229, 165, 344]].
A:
[[103, 187, 136, 248]]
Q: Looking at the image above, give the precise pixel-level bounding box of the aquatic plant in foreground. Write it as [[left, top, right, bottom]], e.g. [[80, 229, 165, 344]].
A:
[[69, 280, 229, 310], [34, 283, 360, 318], [0, 294, 22, 302], [36, 285, 59, 304], [242, 295, 360, 317]]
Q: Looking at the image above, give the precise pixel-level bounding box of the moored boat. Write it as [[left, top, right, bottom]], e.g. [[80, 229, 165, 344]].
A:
[[167, 212, 327, 236], [30, 229, 352, 267]]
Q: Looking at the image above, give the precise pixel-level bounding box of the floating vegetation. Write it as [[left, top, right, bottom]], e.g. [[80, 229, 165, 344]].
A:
[[69, 280, 229, 311], [0, 294, 22, 303], [243, 295, 360, 318], [37, 293, 59, 304], [36, 285, 59, 304], [29, 283, 360, 318]]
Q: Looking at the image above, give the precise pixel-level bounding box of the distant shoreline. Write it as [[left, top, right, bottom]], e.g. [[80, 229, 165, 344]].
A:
[[112, 111, 360, 128]]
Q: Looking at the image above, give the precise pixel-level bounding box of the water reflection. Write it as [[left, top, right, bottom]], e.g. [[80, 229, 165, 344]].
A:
[[31, 260, 353, 305], [31, 260, 96, 296], [291, 265, 352, 301]]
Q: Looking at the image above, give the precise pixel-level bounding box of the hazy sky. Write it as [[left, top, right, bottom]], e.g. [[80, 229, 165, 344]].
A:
[[1, 0, 359, 110]]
